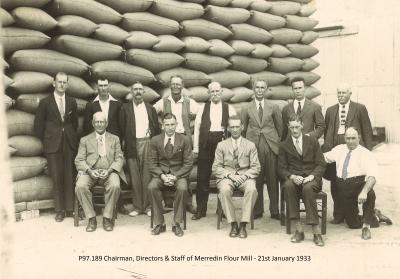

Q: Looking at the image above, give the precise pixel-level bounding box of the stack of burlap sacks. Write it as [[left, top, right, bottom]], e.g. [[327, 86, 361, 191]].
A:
[[1, 0, 319, 217]]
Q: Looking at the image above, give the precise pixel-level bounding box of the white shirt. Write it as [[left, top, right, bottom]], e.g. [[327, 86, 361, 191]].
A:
[[95, 132, 106, 156], [193, 102, 236, 153], [93, 95, 118, 121], [255, 99, 264, 110], [133, 101, 149, 138], [324, 144, 378, 180], [164, 133, 175, 147], [154, 95, 199, 134], [231, 136, 242, 150], [291, 134, 303, 154], [54, 92, 65, 118], [337, 101, 350, 134], [293, 98, 306, 113]]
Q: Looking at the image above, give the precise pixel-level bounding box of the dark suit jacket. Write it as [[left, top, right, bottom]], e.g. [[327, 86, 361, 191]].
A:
[[148, 132, 193, 179], [278, 134, 326, 181], [83, 98, 123, 139], [281, 99, 325, 140], [119, 101, 161, 159], [241, 99, 283, 155], [34, 94, 79, 154], [75, 131, 126, 183], [322, 101, 373, 152]]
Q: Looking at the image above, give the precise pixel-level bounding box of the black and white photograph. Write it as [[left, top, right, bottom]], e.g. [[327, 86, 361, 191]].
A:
[[0, 0, 399, 278]]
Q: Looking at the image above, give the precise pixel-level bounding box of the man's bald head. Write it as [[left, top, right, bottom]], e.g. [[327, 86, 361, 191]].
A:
[[337, 82, 352, 105], [208, 81, 222, 104], [344, 127, 360, 150]]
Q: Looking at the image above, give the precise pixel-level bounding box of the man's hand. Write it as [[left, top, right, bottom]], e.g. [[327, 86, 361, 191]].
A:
[[302, 175, 315, 184], [228, 174, 244, 187], [161, 174, 175, 187], [290, 175, 304, 186], [358, 190, 368, 204], [88, 169, 99, 179]]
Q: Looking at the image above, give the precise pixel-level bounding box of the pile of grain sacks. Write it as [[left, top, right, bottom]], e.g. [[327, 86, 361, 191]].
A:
[[1, 0, 320, 216]]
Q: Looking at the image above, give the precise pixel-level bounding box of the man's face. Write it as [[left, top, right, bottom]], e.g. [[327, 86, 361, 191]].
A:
[[337, 87, 352, 105], [97, 79, 109, 98], [288, 120, 303, 138], [170, 77, 183, 96], [228, 119, 243, 139], [163, 117, 177, 137], [292, 81, 305, 101], [345, 129, 360, 150], [253, 80, 267, 101], [53, 74, 68, 95], [132, 83, 144, 104], [209, 83, 222, 104], [92, 116, 108, 134]]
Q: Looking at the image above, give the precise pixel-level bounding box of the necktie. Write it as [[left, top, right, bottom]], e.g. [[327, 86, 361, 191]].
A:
[[97, 136, 106, 157], [340, 105, 346, 126], [295, 139, 302, 155], [233, 140, 240, 171], [342, 150, 352, 179], [165, 137, 173, 158], [59, 97, 65, 121], [258, 102, 263, 122], [296, 101, 301, 115]]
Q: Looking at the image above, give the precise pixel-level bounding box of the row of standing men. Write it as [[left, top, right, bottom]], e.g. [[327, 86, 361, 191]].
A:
[[33, 72, 379, 236]]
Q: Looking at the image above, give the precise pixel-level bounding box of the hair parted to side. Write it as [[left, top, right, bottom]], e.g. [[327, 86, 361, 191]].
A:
[[169, 75, 184, 86], [345, 126, 360, 136], [287, 113, 303, 124], [290, 76, 305, 86], [55, 72, 68, 81], [162, 112, 177, 122], [228, 115, 242, 125], [252, 78, 268, 89]]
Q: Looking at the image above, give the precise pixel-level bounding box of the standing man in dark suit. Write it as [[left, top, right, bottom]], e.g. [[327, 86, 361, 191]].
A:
[[119, 82, 161, 217], [34, 72, 79, 222], [281, 77, 325, 140], [83, 78, 123, 140], [242, 79, 283, 220], [148, 113, 193, 237], [192, 81, 236, 220], [322, 83, 374, 224], [75, 112, 125, 232], [278, 114, 326, 246]]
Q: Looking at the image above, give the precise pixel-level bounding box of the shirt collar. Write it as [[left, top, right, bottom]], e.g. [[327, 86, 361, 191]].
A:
[[93, 94, 117, 103], [292, 134, 303, 145], [231, 136, 242, 147], [168, 95, 184, 104], [95, 132, 105, 140], [339, 101, 350, 111], [295, 98, 306, 107], [164, 133, 175, 145], [54, 92, 65, 100], [255, 99, 264, 108]]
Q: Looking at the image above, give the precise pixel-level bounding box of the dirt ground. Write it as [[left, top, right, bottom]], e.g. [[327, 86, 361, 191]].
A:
[[11, 144, 400, 279]]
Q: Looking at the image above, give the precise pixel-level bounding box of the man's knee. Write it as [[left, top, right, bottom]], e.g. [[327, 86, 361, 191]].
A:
[[243, 179, 257, 193], [283, 180, 296, 192], [75, 175, 90, 193], [148, 178, 161, 191], [218, 179, 233, 196], [176, 178, 188, 192]]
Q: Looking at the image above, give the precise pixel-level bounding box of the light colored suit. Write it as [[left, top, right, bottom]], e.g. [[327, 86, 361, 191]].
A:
[[242, 99, 283, 216], [74, 132, 125, 219], [212, 137, 261, 223]]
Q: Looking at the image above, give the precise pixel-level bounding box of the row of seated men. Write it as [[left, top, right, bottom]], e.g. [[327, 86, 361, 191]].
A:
[[33, 72, 392, 246]]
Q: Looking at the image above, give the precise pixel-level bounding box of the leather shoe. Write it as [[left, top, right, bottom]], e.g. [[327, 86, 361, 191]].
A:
[[103, 218, 114, 232], [361, 227, 371, 240], [313, 234, 325, 247], [151, 224, 166, 235], [172, 223, 184, 237], [271, 214, 280, 220], [86, 217, 97, 232], [191, 213, 202, 220], [78, 208, 85, 220], [330, 218, 344, 224], [229, 222, 239, 238], [375, 209, 392, 225], [118, 206, 130, 215], [254, 213, 263, 219], [66, 211, 74, 217], [239, 223, 247, 238], [55, 211, 65, 222], [290, 231, 305, 243], [186, 204, 197, 214]]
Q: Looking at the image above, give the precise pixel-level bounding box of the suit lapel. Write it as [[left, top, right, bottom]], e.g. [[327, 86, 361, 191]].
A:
[[105, 132, 113, 158], [346, 101, 356, 126], [250, 100, 262, 127], [287, 136, 301, 158], [159, 133, 167, 159], [300, 99, 310, 118], [238, 138, 245, 158], [172, 133, 181, 155], [49, 94, 63, 123], [89, 133, 99, 157]]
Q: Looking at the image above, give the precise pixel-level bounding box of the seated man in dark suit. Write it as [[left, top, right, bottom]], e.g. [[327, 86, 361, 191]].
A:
[[212, 115, 261, 238], [75, 112, 126, 232], [324, 127, 392, 240], [278, 114, 326, 246], [148, 113, 194, 237]]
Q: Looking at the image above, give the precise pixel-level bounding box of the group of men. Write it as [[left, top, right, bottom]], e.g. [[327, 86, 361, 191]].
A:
[[33, 72, 392, 244]]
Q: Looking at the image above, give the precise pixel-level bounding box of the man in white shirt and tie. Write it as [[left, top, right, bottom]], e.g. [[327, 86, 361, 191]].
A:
[[119, 82, 161, 217], [75, 112, 126, 232], [192, 81, 236, 220], [324, 127, 392, 240]]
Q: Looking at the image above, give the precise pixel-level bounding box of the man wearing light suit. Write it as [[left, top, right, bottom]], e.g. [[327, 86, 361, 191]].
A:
[[322, 83, 374, 224], [75, 112, 126, 232], [281, 77, 325, 140], [212, 115, 261, 238], [242, 79, 283, 220]]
